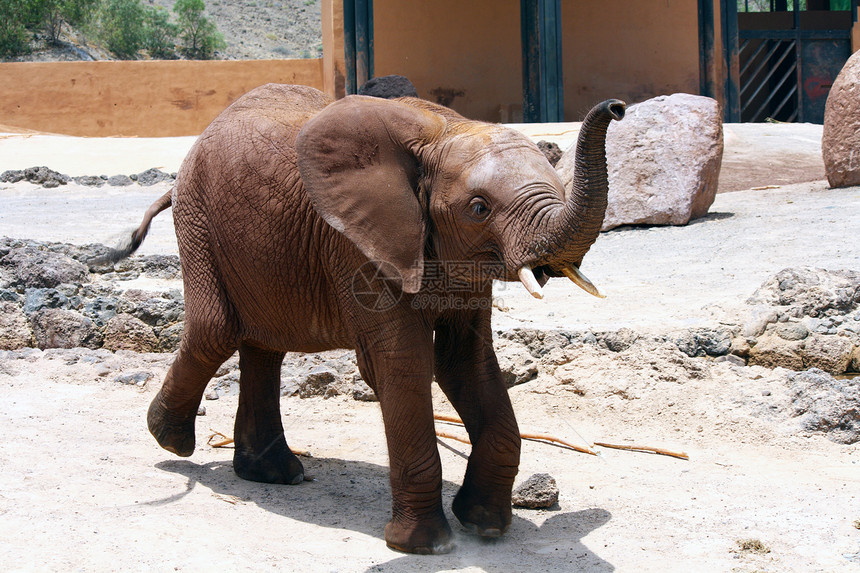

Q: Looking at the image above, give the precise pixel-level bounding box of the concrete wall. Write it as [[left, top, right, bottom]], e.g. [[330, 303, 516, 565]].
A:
[[371, 0, 705, 122], [0, 59, 324, 137], [373, 0, 522, 122], [561, 1, 701, 119]]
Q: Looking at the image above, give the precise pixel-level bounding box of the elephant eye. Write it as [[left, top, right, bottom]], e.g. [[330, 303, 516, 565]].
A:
[[468, 197, 490, 221]]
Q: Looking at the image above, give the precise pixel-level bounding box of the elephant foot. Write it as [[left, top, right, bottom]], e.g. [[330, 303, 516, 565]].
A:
[[385, 514, 454, 555], [147, 391, 197, 457], [233, 441, 305, 485], [452, 486, 512, 538]]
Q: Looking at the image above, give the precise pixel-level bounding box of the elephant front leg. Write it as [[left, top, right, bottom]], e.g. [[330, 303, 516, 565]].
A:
[[434, 313, 521, 538], [232, 343, 305, 485], [357, 335, 453, 554]]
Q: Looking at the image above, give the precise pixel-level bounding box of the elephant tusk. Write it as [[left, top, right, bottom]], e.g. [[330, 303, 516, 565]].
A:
[[518, 266, 544, 299], [562, 266, 606, 299]]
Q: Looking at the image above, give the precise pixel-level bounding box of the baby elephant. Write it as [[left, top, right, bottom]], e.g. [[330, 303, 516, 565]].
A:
[[110, 84, 623, 554]]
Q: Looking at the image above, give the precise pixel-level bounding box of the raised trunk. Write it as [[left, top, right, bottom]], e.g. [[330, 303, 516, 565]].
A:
[[549, 99, 625, 267]]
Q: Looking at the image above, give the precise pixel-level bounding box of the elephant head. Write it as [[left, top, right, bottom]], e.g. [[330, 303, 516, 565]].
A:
[[295, 96, 625, 298]]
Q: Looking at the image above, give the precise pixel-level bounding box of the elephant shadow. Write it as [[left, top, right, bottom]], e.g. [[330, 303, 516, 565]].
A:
[[153, 457, 614, 571]]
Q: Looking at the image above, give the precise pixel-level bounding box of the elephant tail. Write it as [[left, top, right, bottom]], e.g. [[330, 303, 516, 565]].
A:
[[90, 188, 173, 266]]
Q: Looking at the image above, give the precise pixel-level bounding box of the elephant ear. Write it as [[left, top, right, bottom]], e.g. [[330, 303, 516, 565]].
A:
[[296, 95, 445, 294]]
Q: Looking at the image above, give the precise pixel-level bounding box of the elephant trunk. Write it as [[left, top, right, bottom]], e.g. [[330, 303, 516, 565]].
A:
[[554, 99, 625, 263], [517, 99, 624, 299]]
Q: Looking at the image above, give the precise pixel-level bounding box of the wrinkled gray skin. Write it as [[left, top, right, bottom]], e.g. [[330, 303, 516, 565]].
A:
[[117, 84, 623, 554]]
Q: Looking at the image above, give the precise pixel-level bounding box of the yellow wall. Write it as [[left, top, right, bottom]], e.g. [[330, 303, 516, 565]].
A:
[[0, 59, 324, 137], [561, 1, 701, 119], [373, 0, 522, 122], [371, 0, 704, 122]]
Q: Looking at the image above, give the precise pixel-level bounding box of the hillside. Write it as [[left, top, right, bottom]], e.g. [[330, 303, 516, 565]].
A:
[[5, 0, 322, 62]]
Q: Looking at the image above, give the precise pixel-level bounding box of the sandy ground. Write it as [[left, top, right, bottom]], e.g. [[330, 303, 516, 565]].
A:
[[1, 125, 859, 572]]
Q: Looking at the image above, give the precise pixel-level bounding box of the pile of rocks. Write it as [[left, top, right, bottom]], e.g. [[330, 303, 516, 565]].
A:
[[0, 167, 175, 188], [739, 267, 860, 375], [0, 237, 184, 353]]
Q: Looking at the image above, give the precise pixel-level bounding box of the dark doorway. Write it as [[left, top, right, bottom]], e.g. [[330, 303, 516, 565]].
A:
[[731, 0, 854, 123]]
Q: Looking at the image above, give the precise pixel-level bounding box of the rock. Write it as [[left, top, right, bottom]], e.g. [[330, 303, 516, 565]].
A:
[[102, 313, 159, 353], [6, 166, 71, 188], [823, 50, 860, 188], [114, 371, 154, 387], [802, 335, 853, 375], [557, 94, 722, 231], [106, 174, 133, 187], [0, 170, 25, 183], [2, 246, 89, 289], [602, 327, 639, 352], [775, 322, 809, 341], [850, 346, 860, 372], [747, 268, 860, 318], [207, 371, 240, 399], [512, 473, 559, 509], [120, 292, 184, 327], [73, 175, 106, 187], [715, 354, 746, 367], [675, 327, 733, 357], [155, 322, 184, 352], [82, 296, 120, 328], [299, 366, 339, 398], [0, 302, 34, 349], [352, 374, 377, 402], [135, 168, 173, 186], [494, 338, 538, 387], [30, 308, 102, 349], [537, 140, 562, 167], [789, 368, 860, 444], [747, 334, 804, 371], [23, 288, 71, 313], [358, 74, 418, 99]]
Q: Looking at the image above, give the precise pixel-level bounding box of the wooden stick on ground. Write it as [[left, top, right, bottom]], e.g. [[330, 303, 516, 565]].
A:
[[206, 430, 312, 457], [434, 415, 597, 456], [593, 441, 689, 461], [433, 414, 688, 460]]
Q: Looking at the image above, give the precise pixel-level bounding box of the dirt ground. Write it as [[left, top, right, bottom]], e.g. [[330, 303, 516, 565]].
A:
[[0, 126, 859, 572]]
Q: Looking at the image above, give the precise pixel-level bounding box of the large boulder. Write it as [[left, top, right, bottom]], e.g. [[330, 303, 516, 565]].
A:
[[558, 93, 723, 231], [822, 50, 860, 188]]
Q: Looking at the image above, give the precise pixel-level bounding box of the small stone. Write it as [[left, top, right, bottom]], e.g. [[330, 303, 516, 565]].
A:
[[512, 473, 559, 509], [357, 74, 418, 99], [715, 354, 745, 367], [197, 405, 206, 416], [776, 323, 809, 341], [352, 374, 377, 402], [135, 168, 173, 186], [73, 175, 106, 187], [537, 140, 563, 167], [114, 371, 154, 387], [106, 174, 133, 187]]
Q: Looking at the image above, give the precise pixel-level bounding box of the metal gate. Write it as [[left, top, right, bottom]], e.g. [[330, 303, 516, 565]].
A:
[[727, 0, 855, 123]]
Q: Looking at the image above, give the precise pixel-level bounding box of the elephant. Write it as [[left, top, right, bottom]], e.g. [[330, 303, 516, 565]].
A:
[[106, 83, 624, 554]]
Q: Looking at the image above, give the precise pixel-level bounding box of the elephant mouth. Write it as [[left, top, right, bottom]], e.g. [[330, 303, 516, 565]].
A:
[[516, 262, 604, 300]]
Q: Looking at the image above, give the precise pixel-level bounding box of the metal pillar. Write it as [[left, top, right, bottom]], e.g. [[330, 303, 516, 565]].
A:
[[521, 0, 564, 122], [344, 0, 373, 95], [699, 0, 717, 99], [722, 0, 741, 122]]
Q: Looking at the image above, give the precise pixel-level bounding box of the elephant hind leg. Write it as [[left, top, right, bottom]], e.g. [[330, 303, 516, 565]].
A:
[[148, 341, 234, 457], [232, 343, 304, 485]]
